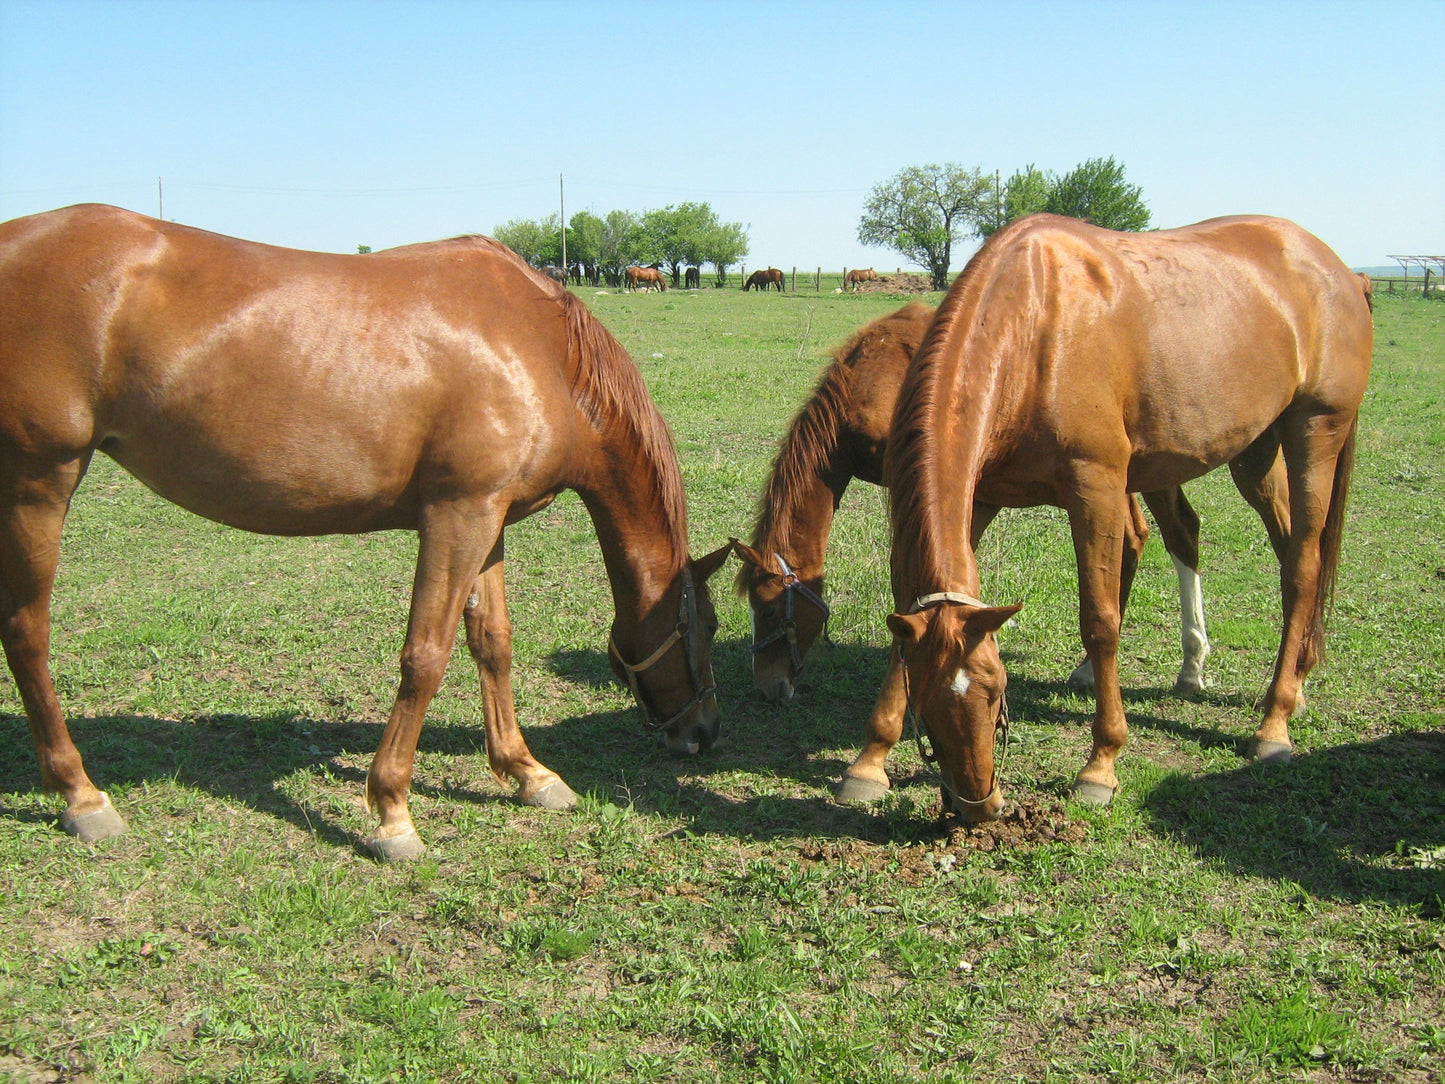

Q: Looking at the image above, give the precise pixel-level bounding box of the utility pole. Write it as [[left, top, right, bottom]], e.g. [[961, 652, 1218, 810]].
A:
[[559, 173, 566, 272]]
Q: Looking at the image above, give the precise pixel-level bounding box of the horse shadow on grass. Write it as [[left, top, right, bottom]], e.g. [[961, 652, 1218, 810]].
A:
[[1140, 729, 1445, 915]]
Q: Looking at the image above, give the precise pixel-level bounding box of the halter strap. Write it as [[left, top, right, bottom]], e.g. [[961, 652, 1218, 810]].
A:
[[608, 568, 716, 733], [741, 547, 833, 676]]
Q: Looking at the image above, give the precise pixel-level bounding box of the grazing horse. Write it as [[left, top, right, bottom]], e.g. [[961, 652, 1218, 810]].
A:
[[541, 265, 568, 285], [744, 268, 784, 292], [884, 214, 1371, 821], [0, 204, 731, 860], [684, 266, 701, 290], [843, 268, 876, 291], [733, 301, 1294, 801], [626, 265, 668, 292]]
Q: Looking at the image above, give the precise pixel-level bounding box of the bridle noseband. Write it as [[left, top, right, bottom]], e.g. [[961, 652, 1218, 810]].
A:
[[743, 549, 833, 677], [608, 568, 716, 733], [900, 591, 1011, 811]]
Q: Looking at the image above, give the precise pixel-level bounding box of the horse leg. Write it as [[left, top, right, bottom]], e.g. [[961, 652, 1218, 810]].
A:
[[835, 651, 907, 804], [1064, 475, 1132, 805], [1228, 434, 1311, 712], [463, 544, 577, 811], [364, 502, 502, 861], [1251, 417, 1352, 762], [1069, 495, 1149, 689], [1135, 487, 1212, 694], [0, 455, 127, 841]]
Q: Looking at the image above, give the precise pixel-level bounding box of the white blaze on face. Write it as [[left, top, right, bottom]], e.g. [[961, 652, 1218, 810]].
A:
[[951, 669, 971, 699]]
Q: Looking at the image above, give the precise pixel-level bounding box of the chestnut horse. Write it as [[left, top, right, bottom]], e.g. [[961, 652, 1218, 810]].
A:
[[733, 301, 1293, 802], [0, 204, 730, 860], [843, 268, 876, 291], [884, 214, 1371, 821], [626, 265, 667, 292], [744, 268, 784, 292]]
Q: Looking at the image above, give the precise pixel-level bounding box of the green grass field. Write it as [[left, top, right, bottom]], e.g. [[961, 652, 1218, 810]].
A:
[[1, 285, 1441, 1083]]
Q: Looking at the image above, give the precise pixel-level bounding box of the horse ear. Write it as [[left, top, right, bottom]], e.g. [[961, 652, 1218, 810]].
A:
[[728, 538, 767, 570], [965, 603, 1022, 635], [886, 610, 931, 644], [692, 542, 734, 583]]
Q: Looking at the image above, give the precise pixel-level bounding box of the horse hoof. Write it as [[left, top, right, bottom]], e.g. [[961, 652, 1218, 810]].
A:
[[833, 775, 890, 806], [368, 829, 426, 862], [1251, 739, 1293, 765], [1070, 780, 1116, 807], [522, 778, 578, 812], [1172, 676, 1206, 697], [1066, 660, 1095, 689], [59, 794, 128, 843]]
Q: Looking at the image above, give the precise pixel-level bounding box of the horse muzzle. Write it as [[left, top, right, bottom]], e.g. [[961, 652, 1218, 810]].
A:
[[666, 696, 721, 755]]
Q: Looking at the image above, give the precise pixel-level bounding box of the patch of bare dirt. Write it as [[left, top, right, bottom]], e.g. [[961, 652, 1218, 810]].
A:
[[852, 273, 935, 294], [798, 793, 1087, 884]]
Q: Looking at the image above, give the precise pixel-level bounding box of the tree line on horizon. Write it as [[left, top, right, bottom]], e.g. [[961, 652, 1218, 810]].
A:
[[493, 202, 749, 288]]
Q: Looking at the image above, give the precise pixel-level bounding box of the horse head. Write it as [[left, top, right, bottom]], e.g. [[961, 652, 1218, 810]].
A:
[[608, 542, 733, 755], [886, 594, 1020, 821], [731, 539, 830, 703]]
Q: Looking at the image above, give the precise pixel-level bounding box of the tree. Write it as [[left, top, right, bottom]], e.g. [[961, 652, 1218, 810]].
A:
[[493, 217, 549, 265], [857, 163, 995, 291], [1044, 156, 1150, 232], [979, 165, 1055, 238], [699, 218, 748, 286], [567, 210, 605, 284], [599, 209, 644, 286]]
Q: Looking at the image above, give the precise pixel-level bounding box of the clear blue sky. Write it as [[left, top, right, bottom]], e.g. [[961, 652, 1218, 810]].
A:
[[2, 0, 1441, 272]]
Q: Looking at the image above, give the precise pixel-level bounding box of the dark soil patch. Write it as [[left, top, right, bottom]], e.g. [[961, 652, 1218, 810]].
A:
[[852, 273, 935, 295], [798, 793, 1087, 884]]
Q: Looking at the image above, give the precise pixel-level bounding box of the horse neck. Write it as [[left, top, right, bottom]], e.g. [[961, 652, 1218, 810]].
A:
[[750, 369, 860, 580], [577, 475, 688, 624]]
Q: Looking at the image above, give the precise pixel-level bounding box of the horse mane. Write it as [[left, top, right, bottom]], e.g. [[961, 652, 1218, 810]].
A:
[[736, 300, 935, 595], [737, 355, 854, 592], [886, 228, 1025, 597], [561, 288, 691, 562]]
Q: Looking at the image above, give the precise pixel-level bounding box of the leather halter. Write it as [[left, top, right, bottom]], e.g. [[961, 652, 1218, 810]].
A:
[[743, 549, 833, 677], [899, 590, 1010, 810], [608, 567, 716, 733]]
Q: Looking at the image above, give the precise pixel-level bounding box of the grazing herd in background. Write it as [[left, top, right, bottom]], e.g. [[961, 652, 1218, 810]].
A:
[[0, 204, 1371, 859]]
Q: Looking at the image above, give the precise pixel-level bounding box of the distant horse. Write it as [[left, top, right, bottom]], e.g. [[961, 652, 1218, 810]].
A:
[[627, 266, 668, 292], [684, 266, 701, 290], [0, 205, 732, 860], [541, 265, 568, 285], [884, 214, 1371, 821], [733, 299, 1295, 803], [843, 268, 876, 291], [744, 268, 784, 292]]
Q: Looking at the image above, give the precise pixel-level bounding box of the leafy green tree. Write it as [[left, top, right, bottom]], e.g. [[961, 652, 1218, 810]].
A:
[[857, 163, 994, 290], [599, 209, 645, 286], [1044, 156, 1150, 231], [979, 165, 1055, 238], [493, 217, 548, 265], [567, 210, 605, 284], [699, 218, 749, 286]]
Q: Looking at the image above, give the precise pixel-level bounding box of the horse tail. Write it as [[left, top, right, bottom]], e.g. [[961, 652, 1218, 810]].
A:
[[1302, 417, 1357, 672]]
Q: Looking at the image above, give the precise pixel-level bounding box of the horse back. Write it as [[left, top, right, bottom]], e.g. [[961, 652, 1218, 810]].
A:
[[966, 215, 1372, 490], [0, 204, 580, 534]]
